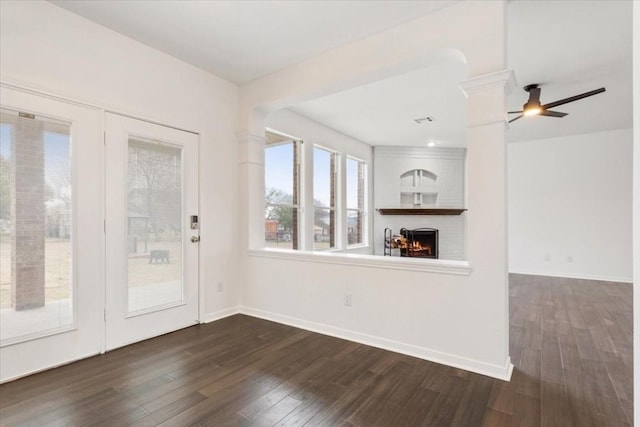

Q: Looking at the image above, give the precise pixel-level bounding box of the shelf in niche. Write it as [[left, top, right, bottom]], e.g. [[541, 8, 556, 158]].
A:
[[376, 208, 467, 216]]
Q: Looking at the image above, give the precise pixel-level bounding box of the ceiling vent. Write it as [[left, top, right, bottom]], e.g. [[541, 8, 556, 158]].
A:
[[414, 116, 435, 124]]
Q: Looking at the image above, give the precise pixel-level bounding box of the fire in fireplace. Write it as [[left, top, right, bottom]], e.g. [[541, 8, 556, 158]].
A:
[[383, 227, 439, 259], [400, 228, 438, 259]]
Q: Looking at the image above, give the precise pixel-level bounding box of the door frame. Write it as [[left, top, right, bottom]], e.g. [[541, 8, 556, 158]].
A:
[[0, 85, 105, 382]]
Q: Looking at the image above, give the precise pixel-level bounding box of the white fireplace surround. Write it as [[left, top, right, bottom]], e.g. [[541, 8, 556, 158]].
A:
[[374, 146, 466, 260]]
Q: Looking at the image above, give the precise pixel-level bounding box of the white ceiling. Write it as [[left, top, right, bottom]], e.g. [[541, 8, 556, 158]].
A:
[[505, 0, 633, 143], [50, 0, 455, 85], [291, 60, 468, 147], [50, 0, 633, 146], [291, 0, 633, 146]]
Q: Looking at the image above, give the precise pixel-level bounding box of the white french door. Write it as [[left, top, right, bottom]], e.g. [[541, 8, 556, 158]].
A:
[[0, 86, 103, 382], [104, 113, 199, 350]]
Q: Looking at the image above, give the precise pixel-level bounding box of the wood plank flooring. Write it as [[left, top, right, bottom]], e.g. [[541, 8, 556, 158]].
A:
[[0, 274, 633, 426]]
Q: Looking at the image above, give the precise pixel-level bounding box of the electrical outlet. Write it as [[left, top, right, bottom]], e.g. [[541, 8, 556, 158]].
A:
[[567, 256, 574, 263], [217, 281, 224, 292], [544, 254, 551, 262], [344, 294, 352, 306]]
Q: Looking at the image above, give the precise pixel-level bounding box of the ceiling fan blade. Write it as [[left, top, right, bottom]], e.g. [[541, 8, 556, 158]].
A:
[[541, 87, 606, 110], [508, 110, 523, 114], [508, 115, 523, 123], [539, 110, 568, 118]]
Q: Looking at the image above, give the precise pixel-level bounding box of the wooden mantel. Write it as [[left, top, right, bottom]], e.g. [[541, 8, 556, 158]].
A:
[[376, 208, 467, 216]]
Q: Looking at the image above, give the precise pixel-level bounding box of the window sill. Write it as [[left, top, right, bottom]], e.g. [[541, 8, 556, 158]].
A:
[[247, 248, 472, 275], [345, 243, 369, 251]]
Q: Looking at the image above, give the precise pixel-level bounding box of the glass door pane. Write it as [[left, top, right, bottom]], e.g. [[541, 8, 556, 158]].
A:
[[0, 109, 74, 344], [127, 138, 183, 314]]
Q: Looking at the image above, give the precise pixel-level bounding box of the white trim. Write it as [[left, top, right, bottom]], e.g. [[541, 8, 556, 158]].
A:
[[201, 306, 242, 323], [344, 243, 369, 251], [0, 325, 77, 348], [265, 127, 301, 143], [0, 350, 100, 385], [0, 79, 199, 135], [240, 306, 513, 381], [509, 269, 632, 284], [459, 69, 517, 96], [248, 248, 472, 275]]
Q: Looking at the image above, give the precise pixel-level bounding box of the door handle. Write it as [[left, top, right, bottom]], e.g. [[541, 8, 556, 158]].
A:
[[191, 236, 200, 243]]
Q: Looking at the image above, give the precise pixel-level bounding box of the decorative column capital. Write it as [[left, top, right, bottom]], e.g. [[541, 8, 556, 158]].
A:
[[237, 131, 266, 166], [459, 69, 517, 129], [459, 69, 517, 96]]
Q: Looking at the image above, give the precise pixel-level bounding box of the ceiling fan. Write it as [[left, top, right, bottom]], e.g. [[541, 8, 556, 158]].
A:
[[508, 84, 605, 123]]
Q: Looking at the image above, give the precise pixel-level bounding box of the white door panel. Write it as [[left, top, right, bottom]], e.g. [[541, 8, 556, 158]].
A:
[[104, 113, 199, 350]]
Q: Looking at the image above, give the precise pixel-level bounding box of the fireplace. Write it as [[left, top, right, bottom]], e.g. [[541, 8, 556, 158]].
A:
[[384, 227, 439, 259]]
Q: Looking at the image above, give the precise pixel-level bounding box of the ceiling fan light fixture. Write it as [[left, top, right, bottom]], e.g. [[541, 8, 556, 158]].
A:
[[523, 101, 542, 116], [523, 106, 541, 116]]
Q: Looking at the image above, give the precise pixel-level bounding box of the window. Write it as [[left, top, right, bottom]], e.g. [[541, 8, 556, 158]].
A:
[[347, 157, 366, 245], [1, 109, 74, 343], [313, 147, 336, 250], [264, 133, 299, 249], [264, 128, 369, 252]]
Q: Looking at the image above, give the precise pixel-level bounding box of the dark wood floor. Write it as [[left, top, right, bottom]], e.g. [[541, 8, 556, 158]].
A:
[[0, 274, 633, 426]]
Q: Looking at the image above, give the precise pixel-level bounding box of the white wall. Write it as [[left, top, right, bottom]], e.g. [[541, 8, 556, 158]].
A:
[[0, 0, 241, 320], [265, 108, 374, 253], [508, 128, 633, 282], [239, 2, 513, 380]]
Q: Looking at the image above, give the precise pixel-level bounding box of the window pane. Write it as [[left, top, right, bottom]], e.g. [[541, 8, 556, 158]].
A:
[[265, 207, 297, 250], [265, 143, 295, 196], [265, 140, 299, 250], [314, 207, 335, 250], [1, 109, 73, 344], [127, 138, 183, 313], [313, 147, 334, 208], [347, 158, 365, 246], [347, 158, 359, 210], [347, 210, 363, 245], [314, 147, 335, 250]]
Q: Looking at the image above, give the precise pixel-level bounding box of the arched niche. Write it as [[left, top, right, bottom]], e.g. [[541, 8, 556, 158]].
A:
[[400, 169, 438, 206]]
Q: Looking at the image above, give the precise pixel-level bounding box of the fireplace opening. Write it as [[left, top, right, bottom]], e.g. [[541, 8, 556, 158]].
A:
[[384, 227, 439, 259]]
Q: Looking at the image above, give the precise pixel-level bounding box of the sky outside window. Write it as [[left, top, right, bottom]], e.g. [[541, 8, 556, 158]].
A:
[[265, 143, 294, 196], [346, 158, 359, 209], [313, 147, 333, 207]]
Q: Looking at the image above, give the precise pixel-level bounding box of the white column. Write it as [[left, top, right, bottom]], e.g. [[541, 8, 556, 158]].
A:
[[460, 69, 517, 372], [237, 131, 266, 251]]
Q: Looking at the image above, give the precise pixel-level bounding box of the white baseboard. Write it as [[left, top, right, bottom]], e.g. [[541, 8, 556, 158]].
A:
[[1, 350, 100, 384], [239, 305, 513, 382], [509, 269, 632, 284], [201, 306, 242, 323]]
